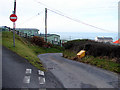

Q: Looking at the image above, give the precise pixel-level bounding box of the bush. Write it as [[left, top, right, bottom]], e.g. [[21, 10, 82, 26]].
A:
[[43, 42, 53, 48], [31, 36, 46, 47], [63, 39, 120, 62], [63, 39, 95, 52], [52, 44, 65, 51], [30, 36, 55, 48]]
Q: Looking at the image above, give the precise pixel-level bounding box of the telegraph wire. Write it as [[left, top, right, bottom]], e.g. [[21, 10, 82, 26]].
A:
[[34, 0, 117, 33], [19, 10, 44, 26], [34, 0, 118, 9], [48, 9, 117, 33], [48, 9, 116, 33]]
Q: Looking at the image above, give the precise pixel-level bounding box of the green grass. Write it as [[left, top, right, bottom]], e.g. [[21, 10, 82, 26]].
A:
[[2, 31, 63, 71], [63, 50, 120, 73], [82, 56, 120, 73], [63, 50, 77, 59], [29, 45, 63, 55], [2, 31, 46, 71]]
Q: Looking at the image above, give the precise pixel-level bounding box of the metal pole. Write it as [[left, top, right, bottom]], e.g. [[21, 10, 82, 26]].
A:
[[45, 8, 47, 42], [13, 22, 15, 47], [13, 0, 16, 47], [118, 1, 120, 82], [14, 0, 16, 14]]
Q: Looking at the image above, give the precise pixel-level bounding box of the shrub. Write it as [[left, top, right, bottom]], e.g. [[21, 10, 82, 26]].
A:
[[50, 44, 65, 51], [43, 42, 53, 48], [31, 36, 45, 47], [63, 39, 120, 61]]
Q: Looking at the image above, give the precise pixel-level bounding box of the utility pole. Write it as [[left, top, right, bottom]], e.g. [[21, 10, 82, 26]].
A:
[[14, 0, 16, 14], [13, 0, 16, 47], [45, 8, 47, 42], [118, 1, 120, 44], [69, 36, 71, 40]]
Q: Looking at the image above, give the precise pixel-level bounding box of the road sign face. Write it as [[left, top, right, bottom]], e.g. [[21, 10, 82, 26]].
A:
[[10, 14, 17, 22]]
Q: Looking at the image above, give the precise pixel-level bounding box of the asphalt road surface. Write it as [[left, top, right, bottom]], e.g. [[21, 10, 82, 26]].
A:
[[2, 46, 63, 89], [38, 53, 119, 88]]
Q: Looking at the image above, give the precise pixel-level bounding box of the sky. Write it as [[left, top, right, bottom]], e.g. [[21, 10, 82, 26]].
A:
[[0, 0, 119, 33]]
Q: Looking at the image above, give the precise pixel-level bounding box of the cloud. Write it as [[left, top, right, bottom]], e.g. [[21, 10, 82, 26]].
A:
[[0, 0, 118, 33]]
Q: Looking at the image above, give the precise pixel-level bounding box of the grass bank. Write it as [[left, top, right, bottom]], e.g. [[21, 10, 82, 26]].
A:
[[29, 45, 63, 55], [2, 31, 63, 71], [2, 31, 45, 71], [63, 50, 120, 73]]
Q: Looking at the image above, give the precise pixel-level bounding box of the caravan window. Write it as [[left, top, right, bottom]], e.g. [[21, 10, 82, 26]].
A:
[[54, 37, 58, 41]]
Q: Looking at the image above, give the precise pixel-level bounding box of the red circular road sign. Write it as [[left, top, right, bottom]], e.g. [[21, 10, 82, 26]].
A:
[[10, 14, 17, 22]]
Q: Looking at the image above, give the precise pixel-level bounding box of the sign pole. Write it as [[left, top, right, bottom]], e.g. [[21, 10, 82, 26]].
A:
[[10, 1, 17, 47], [10, 14, 17, 47], [13, 22, 15, 47], [13, 0, 16, 47], [45, 8, 47, 42]]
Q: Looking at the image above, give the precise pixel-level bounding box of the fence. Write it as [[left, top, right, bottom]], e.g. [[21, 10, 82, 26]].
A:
[[16, 31, 29, 38]]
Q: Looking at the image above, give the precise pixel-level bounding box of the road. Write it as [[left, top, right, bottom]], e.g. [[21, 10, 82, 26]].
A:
[[38, 53, 119, 88], [2, 46, 63, 89]]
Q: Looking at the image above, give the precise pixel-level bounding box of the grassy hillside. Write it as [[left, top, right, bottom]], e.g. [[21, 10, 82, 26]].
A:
[[63, 39, 120, 73], [2, 31, 45, 71], [2, 31, 63, 71]]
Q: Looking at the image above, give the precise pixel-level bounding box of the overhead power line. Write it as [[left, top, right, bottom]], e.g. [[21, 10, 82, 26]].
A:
[[48, 9, 116, 33], [34, 0, 117, 9], [34, 0, 117, 33], [19, 11, 44, 26]]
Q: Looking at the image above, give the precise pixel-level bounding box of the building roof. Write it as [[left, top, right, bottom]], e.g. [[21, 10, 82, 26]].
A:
[[96, 37, 113, 40], [0, 26, 39, 31], [113, 39, 120, 44], [16, 28, 39, 31], [40, 34, 60, 37], [0, 26, 10, 29]]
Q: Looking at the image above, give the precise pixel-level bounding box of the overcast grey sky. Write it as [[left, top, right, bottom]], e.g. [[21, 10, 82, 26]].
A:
[[0, 0, 119, 33]]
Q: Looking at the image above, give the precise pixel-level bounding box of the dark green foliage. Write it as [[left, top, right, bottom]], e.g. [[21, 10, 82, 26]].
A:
[[63, 39, 95, 52], [30, 36, 63, 50], [52, 44, 65, 51], [31, 36, 53, 48], [31, 36, 46, 47], [63, 39, 120, 63]]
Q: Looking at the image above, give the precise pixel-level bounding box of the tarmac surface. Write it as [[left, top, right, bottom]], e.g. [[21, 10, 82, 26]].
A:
[[2, 46, 64, 89], [38, 53, 119, 89]]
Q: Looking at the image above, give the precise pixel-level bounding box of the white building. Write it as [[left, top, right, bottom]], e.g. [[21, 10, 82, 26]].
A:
[[95, 36, 113, 43]]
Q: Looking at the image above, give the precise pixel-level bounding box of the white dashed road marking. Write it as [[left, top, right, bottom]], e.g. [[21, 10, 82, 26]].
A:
[[25, 69, 32, 74], [23, 69, 46, 86], [38, 77, 45, 84], [23, 76, 30, 83], [38, 70, 44, 76]]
